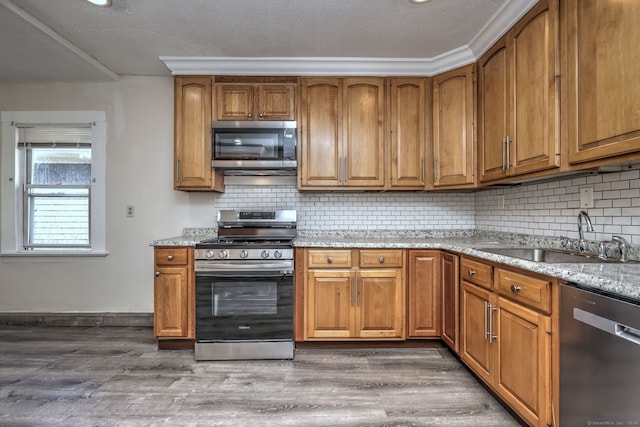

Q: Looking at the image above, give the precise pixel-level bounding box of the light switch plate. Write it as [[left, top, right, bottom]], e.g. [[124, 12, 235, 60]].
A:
[[580, 187, 594, 209]]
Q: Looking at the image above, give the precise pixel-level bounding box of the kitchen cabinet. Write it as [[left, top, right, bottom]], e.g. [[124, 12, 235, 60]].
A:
[[407, 250, 441, 337], [214, 80, 296, 121], [479, 0, 560, 183], [174, 76, 224, 192], [153, 247, 194, 339], [304, 248, 405, 340], [299, 77, 386, 189], [440, 252, 459, 352], [432, 64, 476, 188], [388, 78, 431, 189], [563, 0, 640, 166], [460, 257, 552, 427]]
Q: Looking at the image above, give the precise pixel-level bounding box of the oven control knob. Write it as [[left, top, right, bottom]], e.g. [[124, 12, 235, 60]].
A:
[[240, 250, 249, 259], [219, 250, 228, 259], [261, 250, 270, 259], [273, 250, 282, 259], [205, 250, 215, 259]]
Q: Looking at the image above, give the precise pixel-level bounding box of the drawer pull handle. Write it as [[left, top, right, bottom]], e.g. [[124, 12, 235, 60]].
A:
[[327, 257, 333, 264], [468, 270, 476, 276], [167, 255, 174, 261], [379, 257, 385, 263], [510, 284, 522, 293]]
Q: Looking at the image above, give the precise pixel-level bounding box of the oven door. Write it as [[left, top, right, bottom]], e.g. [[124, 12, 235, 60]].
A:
[[195, 270, 293, 342]]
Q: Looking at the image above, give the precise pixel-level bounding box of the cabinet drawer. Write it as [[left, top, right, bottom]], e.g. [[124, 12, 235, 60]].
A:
[[495, 268, 551, 314], [359, 250, 404, 268], [307, 249, 352, 268], [155, 248, 189, 266], [460, 258, 493, 289]]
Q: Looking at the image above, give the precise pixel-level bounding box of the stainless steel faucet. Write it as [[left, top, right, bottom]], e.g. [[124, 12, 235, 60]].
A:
[[577, 210, 594, 252], [612, 235, 629, 262]]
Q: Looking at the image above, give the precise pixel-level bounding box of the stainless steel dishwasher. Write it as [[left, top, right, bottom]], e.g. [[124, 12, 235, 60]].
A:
[[560, 283, 640, 426]]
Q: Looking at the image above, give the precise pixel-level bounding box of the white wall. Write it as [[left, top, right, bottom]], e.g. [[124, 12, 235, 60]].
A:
[[0, 77, 218, 312]]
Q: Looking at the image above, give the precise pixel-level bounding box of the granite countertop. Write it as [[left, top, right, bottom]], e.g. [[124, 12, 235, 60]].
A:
[[294, 230, 640, 303], [151, 228, 640, 303]]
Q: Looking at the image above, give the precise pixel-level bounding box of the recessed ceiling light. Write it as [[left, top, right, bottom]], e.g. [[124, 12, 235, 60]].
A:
[[409, 0, 431, 3], [85, 0, 112, 6]]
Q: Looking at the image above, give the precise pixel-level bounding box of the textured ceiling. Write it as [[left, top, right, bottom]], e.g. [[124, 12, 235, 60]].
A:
[[0, 0, 535, 83]]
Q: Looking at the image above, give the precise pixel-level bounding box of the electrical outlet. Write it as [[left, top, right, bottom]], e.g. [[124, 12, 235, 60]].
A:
[[497, 195, 505, 210], [126, 205, 135, 218], [580, 187, 594, 209]]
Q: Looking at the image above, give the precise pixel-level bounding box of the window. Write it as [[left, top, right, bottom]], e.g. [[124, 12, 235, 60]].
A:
[[1, 111, 106, 255]]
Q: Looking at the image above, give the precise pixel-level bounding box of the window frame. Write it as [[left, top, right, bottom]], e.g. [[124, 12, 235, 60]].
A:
[[1, 111, 107, 256]]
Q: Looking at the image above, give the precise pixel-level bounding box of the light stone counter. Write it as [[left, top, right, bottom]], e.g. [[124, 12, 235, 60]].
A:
[[150, 228, 216, 247], [294, 230, 640, 303]]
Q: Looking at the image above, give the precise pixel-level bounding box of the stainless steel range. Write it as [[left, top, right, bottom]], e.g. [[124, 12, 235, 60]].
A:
[[194, 210, 296, 361]]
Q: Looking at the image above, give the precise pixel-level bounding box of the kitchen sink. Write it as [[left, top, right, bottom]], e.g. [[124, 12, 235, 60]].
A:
[[475, 247, 637, 264]]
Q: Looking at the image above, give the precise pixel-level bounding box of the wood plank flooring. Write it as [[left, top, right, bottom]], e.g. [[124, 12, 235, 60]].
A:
[[0, 325, 522, 426]]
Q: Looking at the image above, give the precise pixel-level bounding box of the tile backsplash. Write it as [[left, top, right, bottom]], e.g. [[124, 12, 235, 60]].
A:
[[212, 169, 640, 246], [476, 169, 640, 245]]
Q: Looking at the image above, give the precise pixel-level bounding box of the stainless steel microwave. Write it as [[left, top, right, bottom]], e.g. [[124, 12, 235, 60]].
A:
[[211, 121, 297, 175]]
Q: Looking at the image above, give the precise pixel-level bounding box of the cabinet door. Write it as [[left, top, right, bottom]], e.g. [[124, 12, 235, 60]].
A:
[[441, 252, 460, 352], [389, 78, 428, 189], [495, 297, 551, 427], [460, 281, 494, 384], [508, 0, 560, 176], [257, 84, 296, 120], [306, 270, 354, 339], [343, 78, 386, 188], [174, 77, 215, 190], [565, 0, 640, 164], [215, 84, 254, 120], [407, 250, 441, 338], [154, 267, 189, 338], [299, 78, 342, 187], [478, 39, 510, 182], [432, 65, 475, 188], [356, 269, 405, 339]]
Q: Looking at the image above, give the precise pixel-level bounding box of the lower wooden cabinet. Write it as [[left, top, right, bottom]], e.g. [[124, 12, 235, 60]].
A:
[[407, 250, 441, 337], [304, 248, 406, 340], [153, 247, 194, 339], [440, 252, 460, 352], [460, 258, 552, 427]]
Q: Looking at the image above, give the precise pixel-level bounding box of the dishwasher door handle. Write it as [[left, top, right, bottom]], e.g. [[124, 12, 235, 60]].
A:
[[574, 307, 640, 346]]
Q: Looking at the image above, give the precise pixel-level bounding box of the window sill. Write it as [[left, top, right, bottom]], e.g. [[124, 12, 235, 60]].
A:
[[0, 251, 109, 258]]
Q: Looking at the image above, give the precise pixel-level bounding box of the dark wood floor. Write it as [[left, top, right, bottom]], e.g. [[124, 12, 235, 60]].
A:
[[0, 325, 521, 426]]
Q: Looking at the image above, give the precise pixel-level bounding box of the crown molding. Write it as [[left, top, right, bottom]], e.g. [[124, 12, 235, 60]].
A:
[[160, 0, 537, 77]]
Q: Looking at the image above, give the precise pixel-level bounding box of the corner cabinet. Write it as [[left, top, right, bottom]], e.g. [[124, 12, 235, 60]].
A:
[[564, 0, 640, 166], [303, 248, 405, 340], [153, 247, 195, 339], [479, 0, 560, 183], [214, 79, 296, 121], [299, 78, 386, 190], [432, 64, 476, 188], [460, 257, 553, 427], [440, 252, 459, 352], [174, 76, 223, 192], [407, 250, 441, 337]]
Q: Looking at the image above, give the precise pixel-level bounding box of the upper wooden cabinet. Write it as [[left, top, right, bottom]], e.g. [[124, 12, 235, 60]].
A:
[[299, 77, 385, 189], [432, 64, 476, 188], [564, 0, 640, 165], [479, 0, 560, 183], [174, 76, 223, 192], [214, 81, 296, 121], [388, 78, 430, 189]]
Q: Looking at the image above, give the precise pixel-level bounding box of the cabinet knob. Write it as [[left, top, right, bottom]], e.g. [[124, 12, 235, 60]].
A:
[[155, 271, 160, 277], [259, 112, 264, 118], [510, 284, 522, 293], [247, 113, 253, 118], [379, 257, 385, 263], [167, 255, 173, 261], [327, 257, 333, 264], [468, 270, 476, 276]]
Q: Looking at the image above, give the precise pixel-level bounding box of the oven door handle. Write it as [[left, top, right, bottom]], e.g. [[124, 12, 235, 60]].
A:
[[196, 271, 293, 278]]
